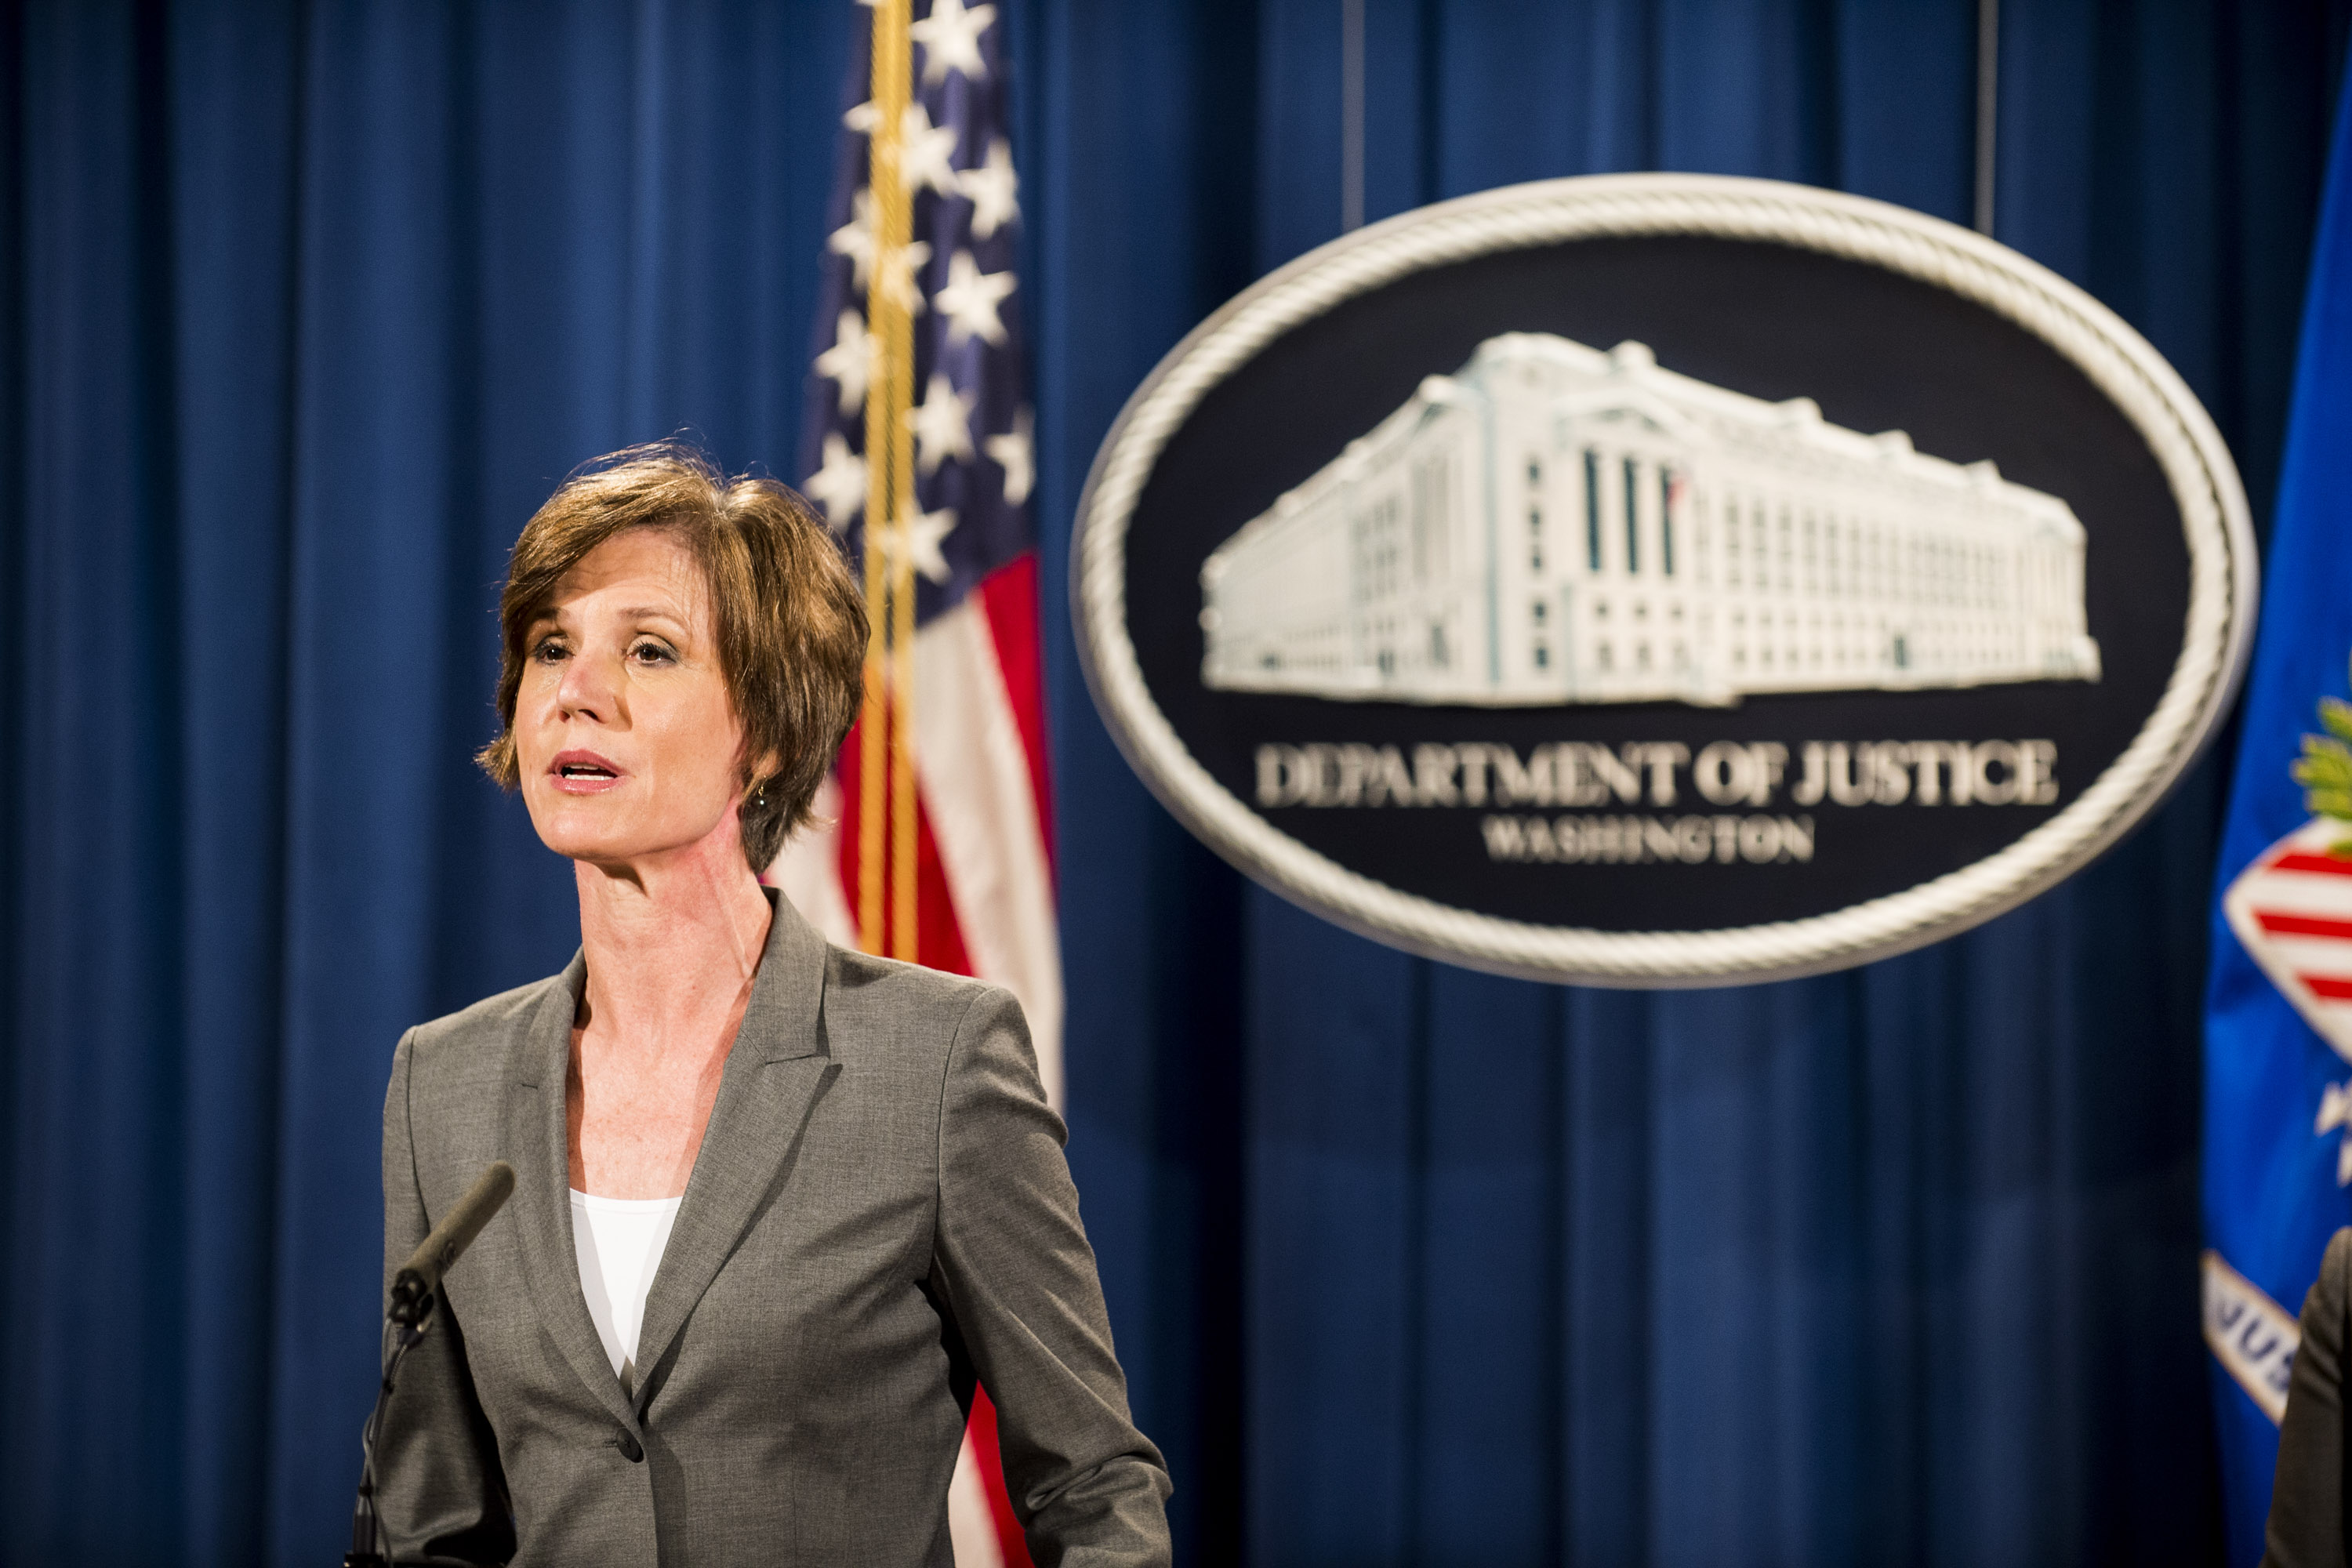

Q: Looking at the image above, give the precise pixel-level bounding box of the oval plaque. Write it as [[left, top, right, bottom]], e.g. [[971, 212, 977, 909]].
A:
[[1071, 173, 2256, 986]]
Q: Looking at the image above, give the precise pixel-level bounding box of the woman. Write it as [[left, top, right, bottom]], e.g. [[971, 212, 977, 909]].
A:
[[374, 444, 1171, 1566]]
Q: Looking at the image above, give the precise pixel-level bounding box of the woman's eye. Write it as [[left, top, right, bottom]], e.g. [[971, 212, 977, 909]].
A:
[[630, 641, 677, 666], [530, 637, 568, 664]]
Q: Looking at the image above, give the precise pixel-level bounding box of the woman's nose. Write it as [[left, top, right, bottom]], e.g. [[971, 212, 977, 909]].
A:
[[556, 648, 620, 721]]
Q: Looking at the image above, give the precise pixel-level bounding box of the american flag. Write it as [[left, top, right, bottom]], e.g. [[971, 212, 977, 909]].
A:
[[774, 3, 1056, 1564]]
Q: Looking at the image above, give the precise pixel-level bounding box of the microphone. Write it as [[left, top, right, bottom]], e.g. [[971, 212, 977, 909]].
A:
[[387, 1161, 514, 1329], [350, 1163, 515, 1566]]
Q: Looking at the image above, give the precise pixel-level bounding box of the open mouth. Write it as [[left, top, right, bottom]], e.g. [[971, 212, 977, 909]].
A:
[[550, 750, 624, 792]]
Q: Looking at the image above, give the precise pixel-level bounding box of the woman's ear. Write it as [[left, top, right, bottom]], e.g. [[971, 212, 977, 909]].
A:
[[743, 747, 787, 800]]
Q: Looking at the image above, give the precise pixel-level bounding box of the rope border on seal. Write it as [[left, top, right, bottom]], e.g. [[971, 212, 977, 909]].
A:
[[1070, 172, 2257, 988]]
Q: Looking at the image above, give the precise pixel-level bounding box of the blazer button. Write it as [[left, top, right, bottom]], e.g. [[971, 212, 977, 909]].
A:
[[616, 1432, 644, 1463]]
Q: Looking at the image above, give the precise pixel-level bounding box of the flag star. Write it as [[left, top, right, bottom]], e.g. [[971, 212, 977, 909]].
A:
[[984, 406, 1034, 506], [898, 102, 961, 199], [879, 505, 960, 584], [843, 100, 879, 136], [958, 136, 1020, 239], [876, 240, 931, 316], [910, 0, 993, 84], [804, 432, 866, 532], [828, 187, 880, 294], [813, 309, 871, 416], [934, 250, 1014, 347], [831, 191, 932, 312], [907, 372, 975, 476]]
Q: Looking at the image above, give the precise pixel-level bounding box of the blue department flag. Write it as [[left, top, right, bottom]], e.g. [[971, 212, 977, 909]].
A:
[[2204, 74, 2352, 1567]]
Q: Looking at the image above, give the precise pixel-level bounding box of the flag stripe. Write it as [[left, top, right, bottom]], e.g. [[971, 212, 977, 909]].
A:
[[2238, 877, 2352, 921], [965, 1389, 1032, 1566], [975, 555, 1054, 867], [912, 578, 1065, 1106], [2268, 852, 2352, 877], [833, 711, 977, 976], [767, 774, 859, 949], [2260, 939, 2352, 996], [2256, 911, 2352, 939]]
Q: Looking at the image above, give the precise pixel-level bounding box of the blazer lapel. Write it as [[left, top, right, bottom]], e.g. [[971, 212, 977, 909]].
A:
[[630, 894, 837, 1410], [503, 953, 642, 1432]]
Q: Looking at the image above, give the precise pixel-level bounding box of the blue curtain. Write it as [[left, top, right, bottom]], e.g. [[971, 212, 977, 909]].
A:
[[0, 2, 2343, 1563]]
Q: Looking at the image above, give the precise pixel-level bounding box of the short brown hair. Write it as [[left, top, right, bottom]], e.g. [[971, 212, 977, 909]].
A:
[[478, 441, 867, 871]]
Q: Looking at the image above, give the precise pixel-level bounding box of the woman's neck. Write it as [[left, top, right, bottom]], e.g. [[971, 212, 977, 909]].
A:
[[573, 837, 775, 1060]]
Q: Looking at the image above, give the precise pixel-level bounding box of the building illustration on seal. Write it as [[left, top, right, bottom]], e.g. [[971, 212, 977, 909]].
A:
[[1198, 332, 2102, 706]]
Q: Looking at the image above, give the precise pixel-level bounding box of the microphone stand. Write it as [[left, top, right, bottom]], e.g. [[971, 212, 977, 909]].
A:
[[347, 1161, 511, 1566], [347, 1292, 435, 1567]]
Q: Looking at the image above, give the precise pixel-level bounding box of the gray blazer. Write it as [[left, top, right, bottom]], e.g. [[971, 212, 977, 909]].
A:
[[376, 894, 1171, 1566], [2267, 1226, 2352, 1567]]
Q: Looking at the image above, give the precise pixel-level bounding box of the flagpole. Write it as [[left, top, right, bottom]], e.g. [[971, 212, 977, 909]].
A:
[[888, 223, 920, 963], [859, 0, 914, 958]]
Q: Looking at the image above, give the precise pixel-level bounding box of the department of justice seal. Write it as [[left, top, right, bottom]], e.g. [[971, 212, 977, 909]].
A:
[[1071, 172, 2256, 986]]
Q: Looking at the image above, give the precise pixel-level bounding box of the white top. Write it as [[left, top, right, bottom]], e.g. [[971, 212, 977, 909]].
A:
[[570, 1189, 683, 1396]]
